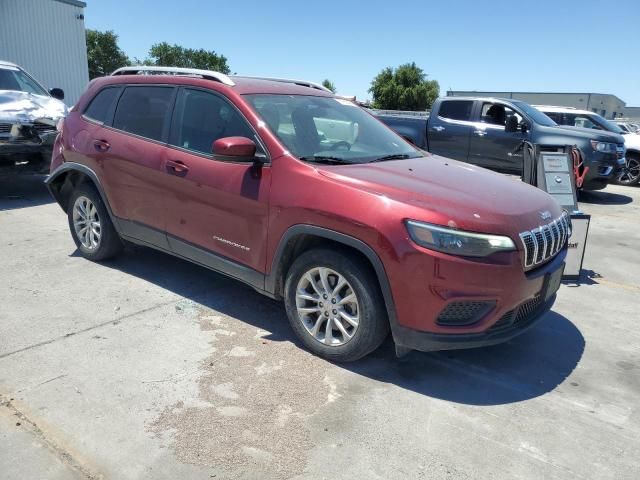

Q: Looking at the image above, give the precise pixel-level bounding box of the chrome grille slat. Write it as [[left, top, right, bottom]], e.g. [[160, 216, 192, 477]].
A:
[[519, 212, 569, 269]]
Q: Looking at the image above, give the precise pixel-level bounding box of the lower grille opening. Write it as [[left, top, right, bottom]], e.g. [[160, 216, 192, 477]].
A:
[[488, 294, 543, 333], [437, 301, 496, 327]]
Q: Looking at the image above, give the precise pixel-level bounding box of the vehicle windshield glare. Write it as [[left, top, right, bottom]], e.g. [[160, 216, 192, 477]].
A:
[[513, 101, 557, 127], [0, 66, 49, 96], [244, 94, 423, 164]]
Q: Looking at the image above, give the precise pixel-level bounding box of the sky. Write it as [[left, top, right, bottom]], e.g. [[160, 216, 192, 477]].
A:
[[85, 0, 640, 105]]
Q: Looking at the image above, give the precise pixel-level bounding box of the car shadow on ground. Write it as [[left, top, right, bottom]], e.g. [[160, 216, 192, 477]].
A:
[[97, 244, 585, 407], [0, 175, 54, 211], [579, 189, 633, 205]]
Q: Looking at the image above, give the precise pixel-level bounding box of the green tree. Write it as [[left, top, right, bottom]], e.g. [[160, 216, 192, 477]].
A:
[[322, 79, 336, 93], [146, 42, 230, 73], [369, 62, 439, 110], [86, 29, 130, 79]]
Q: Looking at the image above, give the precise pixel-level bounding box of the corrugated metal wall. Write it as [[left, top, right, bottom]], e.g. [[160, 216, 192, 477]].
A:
[[0, 0, 89, 106]]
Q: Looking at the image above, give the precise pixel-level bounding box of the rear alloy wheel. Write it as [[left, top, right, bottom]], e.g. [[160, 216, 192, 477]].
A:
[[615, 154, 640, 186], [67, 184, 123, 261], [284, 248, 389, 362]]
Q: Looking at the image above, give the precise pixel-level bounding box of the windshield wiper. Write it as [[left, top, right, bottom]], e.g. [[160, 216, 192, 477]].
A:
[[299, 155, 351, 164], [369, 154, 415, 163]]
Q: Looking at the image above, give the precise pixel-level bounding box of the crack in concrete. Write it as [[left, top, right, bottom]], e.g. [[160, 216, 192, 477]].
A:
[[0, 300, 178, 360], [1, 396, 102, 480]]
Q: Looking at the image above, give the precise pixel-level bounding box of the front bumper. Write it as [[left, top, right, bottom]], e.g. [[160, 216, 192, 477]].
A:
[[581, 151, 624, 190], [0, 132, 56, 174], [387, 242, 567, 353]]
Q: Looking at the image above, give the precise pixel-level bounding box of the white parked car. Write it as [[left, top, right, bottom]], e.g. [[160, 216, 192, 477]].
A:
[[0, 59, 68, 174], [535, 105, 640, 186]]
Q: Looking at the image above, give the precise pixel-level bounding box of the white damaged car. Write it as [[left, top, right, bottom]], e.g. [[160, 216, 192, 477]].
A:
[[0, 60, 68, 174]]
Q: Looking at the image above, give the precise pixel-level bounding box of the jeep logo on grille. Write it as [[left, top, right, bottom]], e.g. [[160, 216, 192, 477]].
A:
[[539, 210, 552, 220]]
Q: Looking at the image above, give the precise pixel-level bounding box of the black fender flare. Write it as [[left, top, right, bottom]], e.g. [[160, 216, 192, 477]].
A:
[[265, 224, 399, 332], [45, 162, 120, 230]]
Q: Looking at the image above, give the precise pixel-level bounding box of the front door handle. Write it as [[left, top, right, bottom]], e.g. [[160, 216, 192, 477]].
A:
[[432, 126, 445, 132], [474, 129, 487, 137], [166, 159, 189, 176], [93, 139, 110, 152]]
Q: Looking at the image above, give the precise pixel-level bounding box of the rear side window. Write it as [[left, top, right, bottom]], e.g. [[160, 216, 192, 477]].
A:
[[439, 100, 473, 121], [112, 86, 174, 142], [84, 87, 120, 124]]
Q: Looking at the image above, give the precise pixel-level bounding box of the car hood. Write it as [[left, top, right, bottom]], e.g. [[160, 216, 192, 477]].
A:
[[0, 90, 68, 125], [316, 155, 564, 237], [623, 133, 640, 150], [552, 125, 625, 143]]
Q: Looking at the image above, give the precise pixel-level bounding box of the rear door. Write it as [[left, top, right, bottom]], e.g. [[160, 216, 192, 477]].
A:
[[467, 101, 527, 173], [162, 87, 271, 276], [427, 99, 474, 161], [98, 85, 176, 245]]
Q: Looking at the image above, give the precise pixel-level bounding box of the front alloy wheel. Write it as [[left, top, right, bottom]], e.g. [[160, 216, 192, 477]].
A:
[[616, 155, 640, 186], [284, 248, 389, 361], [295, 267, 360, 346]]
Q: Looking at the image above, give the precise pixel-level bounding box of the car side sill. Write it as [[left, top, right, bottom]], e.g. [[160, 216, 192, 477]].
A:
[[118, 219, 268, 296]]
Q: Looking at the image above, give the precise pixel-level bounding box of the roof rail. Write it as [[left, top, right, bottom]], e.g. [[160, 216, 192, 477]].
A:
[[234, 76, 332, 92], [111, 66, 235, 86], [532, 104, 578, 110]]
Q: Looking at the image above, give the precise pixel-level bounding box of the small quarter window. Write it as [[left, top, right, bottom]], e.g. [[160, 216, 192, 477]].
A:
[[84, 87, 120, 124], [438, 100, 473, 121]]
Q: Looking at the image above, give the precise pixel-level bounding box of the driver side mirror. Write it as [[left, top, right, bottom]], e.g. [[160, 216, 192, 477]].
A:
[[505, 115, 519, 133], [212, 136, 259, 162], [49, 88, 64, 101]]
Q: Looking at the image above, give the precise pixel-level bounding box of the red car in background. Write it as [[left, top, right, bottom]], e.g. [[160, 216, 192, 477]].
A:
[[47, 66, 568, 361]]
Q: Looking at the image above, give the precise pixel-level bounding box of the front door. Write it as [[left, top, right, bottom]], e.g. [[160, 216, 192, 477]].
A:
[[162, 87, 271, 278], [468, 101, 527, 174]]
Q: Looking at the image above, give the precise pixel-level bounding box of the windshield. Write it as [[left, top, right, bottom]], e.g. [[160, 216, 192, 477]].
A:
[[0, 66, 49, 96], [244, 94, 423, 164], [513, 101, 557, 127], [594, 116, 625, 134]]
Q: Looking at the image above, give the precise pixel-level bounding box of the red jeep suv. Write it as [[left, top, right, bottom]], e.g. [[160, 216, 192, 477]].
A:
[[47, 66, 569, 361]]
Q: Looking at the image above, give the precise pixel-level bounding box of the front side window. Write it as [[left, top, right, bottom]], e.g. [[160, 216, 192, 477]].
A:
[[480, 103, 522, 126], [0, 67, 48, 96], [170, 88, 255, 155], [438, 100, 473, 121], [244, 94, 422, 164], [84, 87, 120, 124], [112, 86, 174, 142]]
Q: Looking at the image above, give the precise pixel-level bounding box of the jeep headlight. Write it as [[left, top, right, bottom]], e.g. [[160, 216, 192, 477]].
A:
[[406, 220, 516, 257], [590, 140, 617, 153]]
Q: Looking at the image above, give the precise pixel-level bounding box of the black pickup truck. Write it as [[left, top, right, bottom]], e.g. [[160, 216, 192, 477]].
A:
[[376, 97, 625, 190]]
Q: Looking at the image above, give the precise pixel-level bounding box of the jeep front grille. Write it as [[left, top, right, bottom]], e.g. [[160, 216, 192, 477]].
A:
[[519, 212, 570, 269]]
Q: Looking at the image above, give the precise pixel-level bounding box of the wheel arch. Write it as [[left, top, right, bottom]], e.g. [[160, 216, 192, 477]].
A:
[[46, 162, 119, 229], [266, 225, 399, 329]]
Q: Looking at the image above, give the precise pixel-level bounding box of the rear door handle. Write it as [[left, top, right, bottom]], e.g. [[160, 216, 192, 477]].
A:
[[432, 126, 445, 132], [474, 130, 487, 137], [93, 139, 110, 152], [166, 159, 189, 176]]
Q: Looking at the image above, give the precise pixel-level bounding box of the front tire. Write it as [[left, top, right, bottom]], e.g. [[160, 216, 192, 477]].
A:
[[284, 248, 389, 362], [67, 183, 123, 261], [614, 153, 640, 186]]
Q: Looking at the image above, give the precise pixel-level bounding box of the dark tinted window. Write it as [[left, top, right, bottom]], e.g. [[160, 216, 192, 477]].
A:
[[84, 87, 120, 123], [170, 89, 255, 155], [438, 100, 473, 121], [113, 86, 174, 141]]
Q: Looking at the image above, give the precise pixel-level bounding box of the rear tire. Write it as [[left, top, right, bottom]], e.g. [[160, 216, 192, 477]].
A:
[[284, 248, 389, 362], [67, 183, 123, 261], [614, 153, 640, 186]]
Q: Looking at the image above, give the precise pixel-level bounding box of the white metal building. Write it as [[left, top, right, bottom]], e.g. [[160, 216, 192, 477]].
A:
[[0, 0, 88, 106]]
